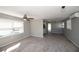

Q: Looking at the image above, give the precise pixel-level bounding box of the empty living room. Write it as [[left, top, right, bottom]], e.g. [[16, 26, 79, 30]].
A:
[[0, 6, 79, 52]]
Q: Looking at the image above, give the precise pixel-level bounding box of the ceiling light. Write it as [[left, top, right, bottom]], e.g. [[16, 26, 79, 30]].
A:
[[24, 19, 26, 21]]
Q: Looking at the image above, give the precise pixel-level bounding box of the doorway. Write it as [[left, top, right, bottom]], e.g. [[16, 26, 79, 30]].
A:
[[48, 23, 52, 33]]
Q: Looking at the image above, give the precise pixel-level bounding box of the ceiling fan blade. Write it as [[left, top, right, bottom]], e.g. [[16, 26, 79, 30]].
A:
[[23, 14, 34, 21], [27, 19, 30, 21], [28, 18, 34, 20]]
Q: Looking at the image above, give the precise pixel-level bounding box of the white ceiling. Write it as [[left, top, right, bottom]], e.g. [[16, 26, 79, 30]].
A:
[[0, 6, 79, 21]]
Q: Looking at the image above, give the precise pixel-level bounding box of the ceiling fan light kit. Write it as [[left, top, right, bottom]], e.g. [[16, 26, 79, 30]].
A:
[[23, 19, 26, 21]]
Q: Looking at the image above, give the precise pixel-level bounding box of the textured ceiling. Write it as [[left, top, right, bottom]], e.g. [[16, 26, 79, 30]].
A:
[[0, 6, 79, 21]]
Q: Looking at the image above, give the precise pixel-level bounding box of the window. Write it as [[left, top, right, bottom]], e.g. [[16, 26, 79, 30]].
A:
[[67, 19, 72, 30], [61, 22, 64, 28], [0, 19, 24, 37], [48, 23, 51, 32], [58, 22, 64, 28]]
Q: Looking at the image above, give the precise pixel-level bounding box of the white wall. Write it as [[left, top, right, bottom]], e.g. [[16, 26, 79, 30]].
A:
[[64, 18, 79, 47], [0, 13, 30, 47], [30, 19, 43, 38]]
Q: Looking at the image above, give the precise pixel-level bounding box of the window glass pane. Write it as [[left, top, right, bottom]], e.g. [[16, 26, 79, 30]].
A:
[[0, 21, 12, 28], [12, 21, 24, 33], [67, 19, 72, 30], [48, 23, 51, 32], [58, 22, 64, 28], [0, 19, 24, 37]]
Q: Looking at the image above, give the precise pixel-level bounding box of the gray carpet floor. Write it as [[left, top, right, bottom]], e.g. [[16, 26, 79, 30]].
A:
[[0, 34, 79, 52]]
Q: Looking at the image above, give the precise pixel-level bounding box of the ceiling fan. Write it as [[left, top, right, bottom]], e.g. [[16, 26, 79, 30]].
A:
[[23, 14, 34, 21]]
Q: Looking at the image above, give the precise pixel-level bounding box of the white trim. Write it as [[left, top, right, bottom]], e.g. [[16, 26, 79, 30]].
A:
[[64, 34, 79, 48], [68, 38, 79, 48], [0, 35, 30, 48]]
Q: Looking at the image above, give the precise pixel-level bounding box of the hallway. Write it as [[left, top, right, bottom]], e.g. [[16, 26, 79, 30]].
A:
[[0, 34, 78, 52]]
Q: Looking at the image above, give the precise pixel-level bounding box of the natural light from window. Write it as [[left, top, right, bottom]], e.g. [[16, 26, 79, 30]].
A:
[[48, 23, 51, 32], [0, 18, 24, 37], [58, 22, 64, 28], [2, 43, 21, 52], [67, 19, 72, 30]]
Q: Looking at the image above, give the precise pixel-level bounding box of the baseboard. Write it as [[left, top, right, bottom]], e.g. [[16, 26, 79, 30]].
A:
[[0, 35, 30, 48], [68, 38, 79, 48], [31, 34, 43, 38], [64, 34, 79, 48]]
